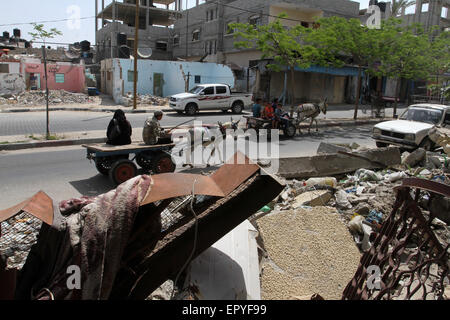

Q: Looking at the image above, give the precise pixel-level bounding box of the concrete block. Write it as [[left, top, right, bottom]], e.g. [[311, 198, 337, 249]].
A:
[[292, 190, 332, 208], [317, 142, 351, 155], [273, 147, 402, 179]]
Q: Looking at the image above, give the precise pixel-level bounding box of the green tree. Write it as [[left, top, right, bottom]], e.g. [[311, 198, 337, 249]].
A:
[[230, 16, 321, 114], [372, 19, 432, 116], [29, 24, 62, 139], [305, 17, 379, 119]]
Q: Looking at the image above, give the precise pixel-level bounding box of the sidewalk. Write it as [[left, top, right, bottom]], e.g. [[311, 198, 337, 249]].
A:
[[0, 116, 389, 151]]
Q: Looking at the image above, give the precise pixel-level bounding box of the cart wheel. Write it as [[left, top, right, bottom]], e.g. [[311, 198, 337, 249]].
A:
[[109, 160, 138, 185], [95, 157, 112, 175], [136, 153, 153, 170], [152, 153, 176, 174]]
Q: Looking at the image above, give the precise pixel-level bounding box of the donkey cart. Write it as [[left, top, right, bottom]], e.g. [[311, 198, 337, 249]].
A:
[[83, 142, 176, 185]]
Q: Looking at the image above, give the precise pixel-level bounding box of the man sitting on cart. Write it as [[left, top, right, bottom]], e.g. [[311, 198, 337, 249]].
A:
[[143, 111, 173, 145], [274, 103, 290, 129]]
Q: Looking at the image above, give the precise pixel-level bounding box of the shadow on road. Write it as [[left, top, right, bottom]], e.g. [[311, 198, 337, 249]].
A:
[[69, 174, 115, 197]]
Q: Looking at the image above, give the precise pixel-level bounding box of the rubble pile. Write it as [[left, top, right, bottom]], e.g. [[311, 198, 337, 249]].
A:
[[122, 93, 168, 106], [0, 90, 92, 106], [250, 144, 450, 299]]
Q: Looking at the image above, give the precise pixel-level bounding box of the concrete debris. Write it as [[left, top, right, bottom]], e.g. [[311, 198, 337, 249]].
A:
[[429, 127, 450, 156], [292, 190, 333, 208], [402, 148, 426, 167], [256, 208, 361, 300], [0, 90, 91, 106], [274, 147, 402, 179], [317, 142, 351, 155], [122, 93, 168, 107]]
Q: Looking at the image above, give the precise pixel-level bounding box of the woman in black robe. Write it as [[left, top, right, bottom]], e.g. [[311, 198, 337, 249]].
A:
[[106, 110, 132, 145]]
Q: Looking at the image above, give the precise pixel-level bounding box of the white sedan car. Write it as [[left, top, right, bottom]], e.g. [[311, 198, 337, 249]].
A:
[[372, 104, 450, 150]]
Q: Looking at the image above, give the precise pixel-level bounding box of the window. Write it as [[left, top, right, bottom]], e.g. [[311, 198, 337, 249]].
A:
[[216, 86, 227, 94], [55, 74, 65, 83], [422, 3, 429, 12], [173, 35, 179, 46], [210, 9, 215, 21], [192, 29, 200, 42], [203, 87, 214, 95], [128, 70, 135, 82], [442, 7, 448, 19], [156, 41, 168, 51], [0, 64, 9, 73], [249, 15, 261, 26], [195, 75, 201, 84]]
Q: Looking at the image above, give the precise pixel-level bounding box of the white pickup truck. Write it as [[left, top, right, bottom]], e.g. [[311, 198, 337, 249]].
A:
[[169, 84, 253, 116]]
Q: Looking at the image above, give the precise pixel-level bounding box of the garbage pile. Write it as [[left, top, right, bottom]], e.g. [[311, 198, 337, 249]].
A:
[[122, 93, 168, 107], [0, 90, 92, 106], [264, 146, 450, 252]]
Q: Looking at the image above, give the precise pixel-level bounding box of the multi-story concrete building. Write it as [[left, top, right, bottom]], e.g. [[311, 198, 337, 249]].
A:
[[95, 0, 183, 61]]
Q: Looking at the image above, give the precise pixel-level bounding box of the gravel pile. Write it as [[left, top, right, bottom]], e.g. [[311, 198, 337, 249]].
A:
[[123, 93, 168, 106], [256, 208, 361, 300]]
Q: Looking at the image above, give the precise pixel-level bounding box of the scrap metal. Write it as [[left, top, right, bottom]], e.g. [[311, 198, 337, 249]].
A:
[[342, 178, 450, 300]]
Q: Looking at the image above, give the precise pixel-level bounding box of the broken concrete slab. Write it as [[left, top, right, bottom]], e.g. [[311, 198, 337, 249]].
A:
[[292, 190, 332, 208], [402, 148, 426, 167], [429, 127, 450, 155], [317, 142, 351, 155], [272, 147, 402, 179], [256, 208, 361, 300]]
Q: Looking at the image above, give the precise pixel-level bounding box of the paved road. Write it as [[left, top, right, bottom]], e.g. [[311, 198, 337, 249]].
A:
[[0, 124, 375, 209], [0, 106, 406, 137]]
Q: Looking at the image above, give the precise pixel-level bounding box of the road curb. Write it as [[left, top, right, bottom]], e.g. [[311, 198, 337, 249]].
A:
[[0, 137, 107, 151]]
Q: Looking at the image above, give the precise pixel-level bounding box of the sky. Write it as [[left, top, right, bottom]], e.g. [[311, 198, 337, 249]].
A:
[[0, 0, 372, 47]]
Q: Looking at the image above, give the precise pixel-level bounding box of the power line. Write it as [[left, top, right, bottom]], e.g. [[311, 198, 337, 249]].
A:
[[0, 16, 96, 27]]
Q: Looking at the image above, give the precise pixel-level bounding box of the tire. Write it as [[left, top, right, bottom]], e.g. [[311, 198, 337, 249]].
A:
[[95, 157, 113, 175], [95, 155, 127, 176], [231, 101, 244, 114], [376, 142, 388, 148], [109, 159, 138, 186], [136, 153, 153, 170], [283, 124, 297, 138], [152, 153, 176, 174], [185, 103, 197, 116]]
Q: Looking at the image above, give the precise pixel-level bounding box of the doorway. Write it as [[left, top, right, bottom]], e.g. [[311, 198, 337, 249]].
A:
[[153, 73, 164, 97]]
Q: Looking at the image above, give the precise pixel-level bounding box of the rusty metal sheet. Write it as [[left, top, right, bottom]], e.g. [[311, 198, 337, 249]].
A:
[[342, 178, 450, 300], [141, 152, 260, 206], [0, 191, 53, 226]]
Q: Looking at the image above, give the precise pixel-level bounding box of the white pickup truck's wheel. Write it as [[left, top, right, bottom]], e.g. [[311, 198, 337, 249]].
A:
[[232, 101, 244, 114], [185, 103, 197, 116]]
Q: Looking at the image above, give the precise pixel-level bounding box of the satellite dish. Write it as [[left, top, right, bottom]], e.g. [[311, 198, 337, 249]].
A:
[[137, 47, 152, 59]]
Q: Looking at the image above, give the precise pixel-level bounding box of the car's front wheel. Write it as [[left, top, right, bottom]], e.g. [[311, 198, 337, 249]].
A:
[[376, 142, 389, 148]]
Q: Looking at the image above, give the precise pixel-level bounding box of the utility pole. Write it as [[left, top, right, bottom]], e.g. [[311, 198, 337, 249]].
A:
[[133, 0, 140, 110], [42, 46, 50, 139]]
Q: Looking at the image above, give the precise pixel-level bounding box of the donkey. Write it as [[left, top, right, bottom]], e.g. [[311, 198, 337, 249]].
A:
[[179, 118, 240, 168], [294, 98, 328, 134]]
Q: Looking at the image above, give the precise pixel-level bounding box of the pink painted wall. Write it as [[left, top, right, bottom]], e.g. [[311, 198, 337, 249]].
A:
[[23, 62, 85, 93]]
